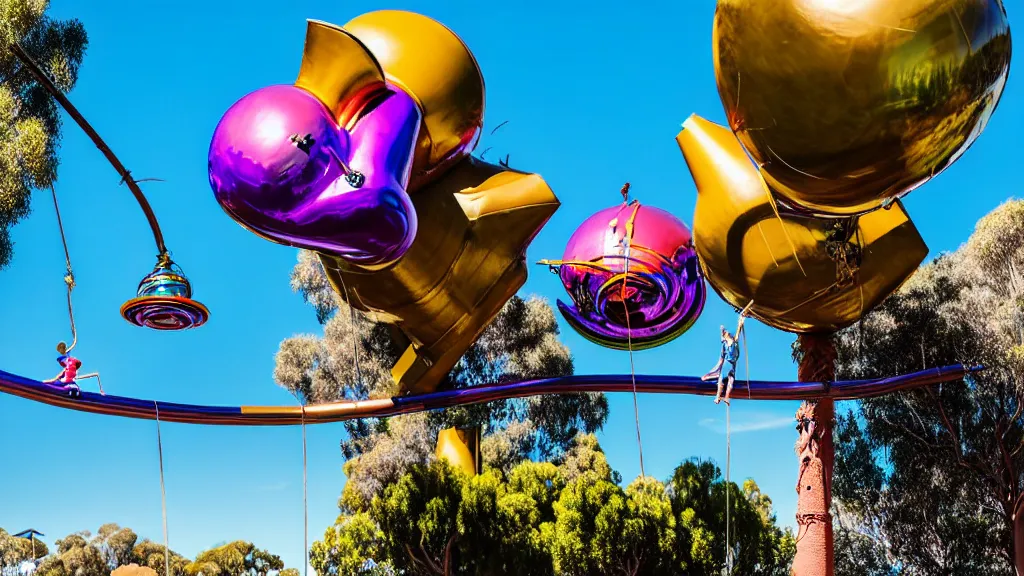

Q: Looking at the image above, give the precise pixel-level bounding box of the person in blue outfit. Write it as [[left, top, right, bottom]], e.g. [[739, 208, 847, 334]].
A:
[[702, 305, 751, 405]]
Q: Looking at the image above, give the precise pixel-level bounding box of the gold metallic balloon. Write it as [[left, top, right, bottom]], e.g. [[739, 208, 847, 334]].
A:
[[319, 156, 559, 395], [436, 427, 481, 476], [295, 20, 387, 124], [677, 115, 928, 333], [714, 0, 1012, 216], [344, 10, 485, 190]]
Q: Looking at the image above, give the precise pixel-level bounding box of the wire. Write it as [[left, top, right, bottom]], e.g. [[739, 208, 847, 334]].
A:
[[154, 402, 171, 576]]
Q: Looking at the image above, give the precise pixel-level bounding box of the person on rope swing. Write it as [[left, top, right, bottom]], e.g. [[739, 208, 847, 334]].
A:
[[43, 341, 104, 397], [702, 303, 752, 405]]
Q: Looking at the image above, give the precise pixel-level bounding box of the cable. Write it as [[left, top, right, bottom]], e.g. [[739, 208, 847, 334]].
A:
[[154, 402, 170, 576]]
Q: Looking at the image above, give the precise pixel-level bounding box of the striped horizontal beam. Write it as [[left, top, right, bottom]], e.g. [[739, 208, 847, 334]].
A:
[[0, 365, 977, 426]]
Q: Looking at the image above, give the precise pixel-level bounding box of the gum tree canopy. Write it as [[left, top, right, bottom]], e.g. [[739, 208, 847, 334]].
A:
[[0, 0, 88, 269], [832, 199, 1024, 576]]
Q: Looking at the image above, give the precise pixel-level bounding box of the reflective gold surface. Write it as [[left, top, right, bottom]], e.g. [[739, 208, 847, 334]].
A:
[[320, 156, 559, 395], [677, 115, 928, 333], [436, 427, 481, 476], [294, 20, 386, 125], [344, 11, 485, 190], [715, 0, 1012, 216]]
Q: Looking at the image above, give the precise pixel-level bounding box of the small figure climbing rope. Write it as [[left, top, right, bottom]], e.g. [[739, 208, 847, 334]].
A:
[[702, 302, 753, 405], [43, 341, 104, 397], [41, 184, 104, 397]]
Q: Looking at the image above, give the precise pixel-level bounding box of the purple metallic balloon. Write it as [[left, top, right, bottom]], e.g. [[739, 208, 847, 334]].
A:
[[208, 84, 421, 267], [550, 202, 705, 350]]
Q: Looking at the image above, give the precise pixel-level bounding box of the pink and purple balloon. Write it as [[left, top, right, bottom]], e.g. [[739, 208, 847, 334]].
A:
[[545, 202, 705, 350], [208, 84, 421, 267]]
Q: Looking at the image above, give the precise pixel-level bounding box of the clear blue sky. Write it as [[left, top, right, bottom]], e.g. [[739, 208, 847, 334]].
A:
[[0, 0, 1020, 571]]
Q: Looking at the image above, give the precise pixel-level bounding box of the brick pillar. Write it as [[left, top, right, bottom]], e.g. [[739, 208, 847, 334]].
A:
[[792, 333, 836, 576]]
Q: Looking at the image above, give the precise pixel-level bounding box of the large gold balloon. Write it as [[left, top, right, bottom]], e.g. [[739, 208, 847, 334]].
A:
[[677, 115, 928, 333], [344, 10, 485, 190], [715, 0, 1012, 216], [320, 156, 559, 395], [436, 427, 481, 476], [291, 16, 556, 395]]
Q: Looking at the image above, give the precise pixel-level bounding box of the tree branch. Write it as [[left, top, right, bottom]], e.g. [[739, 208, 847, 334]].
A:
[[927, 388, 1000, 485]]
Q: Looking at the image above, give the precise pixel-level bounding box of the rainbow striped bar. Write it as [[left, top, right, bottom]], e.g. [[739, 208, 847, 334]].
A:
[[0, 365, 978, 426]]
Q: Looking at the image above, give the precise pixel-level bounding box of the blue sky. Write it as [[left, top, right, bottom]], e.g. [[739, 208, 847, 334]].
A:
[[0, 0, 1020, 571]]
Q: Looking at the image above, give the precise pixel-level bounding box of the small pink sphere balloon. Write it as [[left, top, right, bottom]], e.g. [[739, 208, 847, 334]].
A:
[[550, 202, 706, 350]]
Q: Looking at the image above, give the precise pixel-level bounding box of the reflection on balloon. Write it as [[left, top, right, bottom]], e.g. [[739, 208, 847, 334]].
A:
[[541, 201, 705, 350], [714, 0, 1012, 216], [677, 115, 927, 333]]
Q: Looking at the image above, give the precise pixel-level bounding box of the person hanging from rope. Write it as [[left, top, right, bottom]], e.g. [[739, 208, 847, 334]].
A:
[[702, 302, 753, 405], [43, 340, 104, 397], [40, 185, 105, 397]]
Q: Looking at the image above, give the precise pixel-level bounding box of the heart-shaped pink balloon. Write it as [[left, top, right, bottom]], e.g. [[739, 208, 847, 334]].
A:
[[208, 84, 421, 267]]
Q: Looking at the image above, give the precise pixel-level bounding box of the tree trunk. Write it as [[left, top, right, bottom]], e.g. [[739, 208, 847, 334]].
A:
[[792, 333, 836, 576], [1014, 495, 1024, 576]]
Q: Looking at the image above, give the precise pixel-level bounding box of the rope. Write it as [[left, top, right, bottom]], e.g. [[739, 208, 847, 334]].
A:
[[337, 274, 364, 387], [617, 192, 646, 478], [726, 402, 732, 575], [301, 404, 309, 576], [50, 184, 77, 351], [726, 302, 751, 574], [154, 402, 170, 576]]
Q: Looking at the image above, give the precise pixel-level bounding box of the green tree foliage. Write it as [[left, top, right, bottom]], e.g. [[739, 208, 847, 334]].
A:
[[275, 251, 608, 495], [312, 434, 794, 575], [1, 528, 50, 574], [130, 541, 189, 576], [668, 460, 795, 575], [93, 524, 139, 570], [832, 199, 1024, 575], [0, 0, 88, 268], [0, 525, 296, 576], [186, 541, 283, 576]]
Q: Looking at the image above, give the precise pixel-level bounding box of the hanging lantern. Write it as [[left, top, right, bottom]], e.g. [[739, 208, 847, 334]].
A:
[[541, 190, 705, 350], [120, 257, 209, 330]]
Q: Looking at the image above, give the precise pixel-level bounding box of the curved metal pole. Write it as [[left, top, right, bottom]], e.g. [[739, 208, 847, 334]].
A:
[[0, 364, 979, 427], [9, 43, 168, 257]]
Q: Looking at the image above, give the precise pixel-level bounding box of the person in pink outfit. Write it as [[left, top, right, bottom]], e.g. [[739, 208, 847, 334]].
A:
[[43, 341, 104, 396]]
